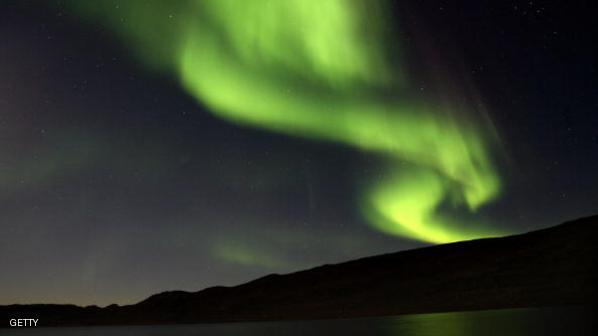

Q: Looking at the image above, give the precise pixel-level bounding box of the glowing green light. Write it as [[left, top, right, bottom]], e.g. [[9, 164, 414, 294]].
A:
[[64, 0, 507, 244], [364, 167, 504, 243], [212, 240, 286, 269]]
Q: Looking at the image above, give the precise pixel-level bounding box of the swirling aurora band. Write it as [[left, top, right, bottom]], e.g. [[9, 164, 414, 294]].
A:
[[64, 0, 507, 243]]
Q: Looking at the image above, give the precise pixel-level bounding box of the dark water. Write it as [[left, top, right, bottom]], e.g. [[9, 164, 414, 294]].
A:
[[2, 307, 595, 335]]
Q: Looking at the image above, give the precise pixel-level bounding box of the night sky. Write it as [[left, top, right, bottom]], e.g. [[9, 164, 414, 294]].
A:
[[1, 0, 596, 306]]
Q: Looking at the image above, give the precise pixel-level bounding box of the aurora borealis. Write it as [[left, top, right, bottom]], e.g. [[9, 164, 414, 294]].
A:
[[1, 0, 597, 306], [65, 0, 504, 243]]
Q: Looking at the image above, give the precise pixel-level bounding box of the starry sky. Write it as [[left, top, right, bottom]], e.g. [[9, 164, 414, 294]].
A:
[[1, 0, 596, 306]]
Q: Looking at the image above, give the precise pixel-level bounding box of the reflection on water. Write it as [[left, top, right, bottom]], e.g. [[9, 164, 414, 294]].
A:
[[2, 306, 595, 335], [394, 307, 595, 336]]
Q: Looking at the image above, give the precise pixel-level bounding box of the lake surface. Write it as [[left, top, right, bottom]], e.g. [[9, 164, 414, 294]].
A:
[[3, 306, 595, 335]]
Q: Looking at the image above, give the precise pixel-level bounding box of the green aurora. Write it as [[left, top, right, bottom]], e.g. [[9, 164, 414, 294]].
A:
[[64, 0, 506, 244]]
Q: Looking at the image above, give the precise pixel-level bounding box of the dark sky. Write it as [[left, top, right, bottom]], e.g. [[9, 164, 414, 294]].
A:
[[0, 0, 596, 306]]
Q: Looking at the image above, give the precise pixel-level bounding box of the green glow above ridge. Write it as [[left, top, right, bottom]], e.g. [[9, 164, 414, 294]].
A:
[[365, 168, 504, 243], [64, 0, 507, 244]]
